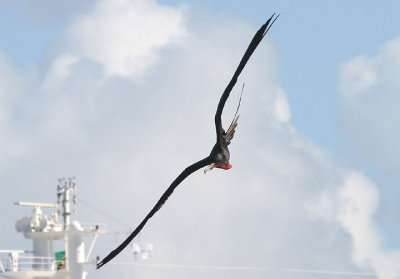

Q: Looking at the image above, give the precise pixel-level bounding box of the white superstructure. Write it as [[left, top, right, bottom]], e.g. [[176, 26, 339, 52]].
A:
[[0, 178, 106, 279]]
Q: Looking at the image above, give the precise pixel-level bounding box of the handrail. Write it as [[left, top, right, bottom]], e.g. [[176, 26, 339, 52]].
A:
[[0, 253, 56, 273], [0, 250, 25, 254]]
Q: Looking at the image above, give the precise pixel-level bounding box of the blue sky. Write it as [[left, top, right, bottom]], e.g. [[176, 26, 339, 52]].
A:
[[3, 0, 400, 156], [1, 1, 400, 278], [161, 0, 400, 155]]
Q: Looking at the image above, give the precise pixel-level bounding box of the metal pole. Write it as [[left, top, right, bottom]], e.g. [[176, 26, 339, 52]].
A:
[[63, 187, 71, 230]]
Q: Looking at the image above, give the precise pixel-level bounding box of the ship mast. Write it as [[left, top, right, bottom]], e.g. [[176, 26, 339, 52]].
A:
[[0, 178, 106, 279], [57, 177, 77, 230]]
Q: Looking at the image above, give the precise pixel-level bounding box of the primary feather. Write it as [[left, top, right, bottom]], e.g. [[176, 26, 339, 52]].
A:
[[97, 13, 279, 269]]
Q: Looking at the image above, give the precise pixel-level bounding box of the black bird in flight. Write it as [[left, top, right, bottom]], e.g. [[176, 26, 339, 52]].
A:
[[97, 13, 279, 269]]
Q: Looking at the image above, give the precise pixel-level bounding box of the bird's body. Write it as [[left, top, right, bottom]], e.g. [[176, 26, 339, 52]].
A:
[[210, 134, 231, 168], [97, 13, 279, 269]]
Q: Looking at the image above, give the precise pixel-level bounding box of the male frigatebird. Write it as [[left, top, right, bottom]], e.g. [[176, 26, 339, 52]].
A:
[[97, 13, 279, 269]]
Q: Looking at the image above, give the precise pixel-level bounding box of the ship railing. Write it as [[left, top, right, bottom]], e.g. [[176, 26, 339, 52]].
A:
[[0, 259, 5, 272], [18, 255, 55, 271], [0, 251, 55, 273], [32, 222, 107, 233], [80, 223, 107, 232]]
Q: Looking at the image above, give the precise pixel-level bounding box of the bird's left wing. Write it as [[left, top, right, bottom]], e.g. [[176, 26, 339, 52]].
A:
[[214, 13, 279, 142], [97, 156, 213, 269]]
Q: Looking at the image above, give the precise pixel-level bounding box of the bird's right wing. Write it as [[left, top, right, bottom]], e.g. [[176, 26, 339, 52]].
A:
[[214, 13, 279, 143], [97, 156, 213, 269], [224, 83, 244, 145], [225, 115, 239, 145]]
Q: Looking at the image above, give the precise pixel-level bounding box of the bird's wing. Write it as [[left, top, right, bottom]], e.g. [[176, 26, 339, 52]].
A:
[[97, 156, 213, 269], [225, 83, 244, 145], [225, 115, 239, 145], [215, 13, 279, 143]]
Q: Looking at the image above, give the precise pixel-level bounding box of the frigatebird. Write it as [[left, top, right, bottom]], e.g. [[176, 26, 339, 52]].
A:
[[97, 13, 279, 269]]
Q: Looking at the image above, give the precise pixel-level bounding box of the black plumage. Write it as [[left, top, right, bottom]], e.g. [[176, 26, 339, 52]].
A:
[[97, 13, 278, 269]]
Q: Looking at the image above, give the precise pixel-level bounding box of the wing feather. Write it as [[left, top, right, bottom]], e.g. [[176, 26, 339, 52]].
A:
[[214, 14, 279, 142], [97, 156, 213, 269], [225, 115, 239, 145]]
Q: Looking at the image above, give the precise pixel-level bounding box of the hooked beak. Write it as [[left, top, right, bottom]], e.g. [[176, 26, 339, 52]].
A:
[[204, 163, 232, 174], [214, 164, 232, 170]]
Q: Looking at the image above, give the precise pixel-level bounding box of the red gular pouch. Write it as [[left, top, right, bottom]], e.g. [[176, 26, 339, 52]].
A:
[[214, 164, 232, 170]]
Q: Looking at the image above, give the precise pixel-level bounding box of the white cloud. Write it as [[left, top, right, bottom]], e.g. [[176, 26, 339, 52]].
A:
[[337, 172, 381, 267], [60, 0, 187, 77], [338, 37, 400, 176], [338, 55, 377, 100], [309, 172, 400, 278], [336, 36, 400, 278], [1, 1, 399, 279], [44, 54, 79, 82], [273, 87, 291, 123], [0, 50, 21, 123]]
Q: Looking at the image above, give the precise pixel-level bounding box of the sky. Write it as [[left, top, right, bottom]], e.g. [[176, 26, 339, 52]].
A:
[[1, 1, 400, 279]]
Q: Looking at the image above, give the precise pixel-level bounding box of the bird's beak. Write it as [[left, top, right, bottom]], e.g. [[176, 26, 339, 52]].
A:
[[214, 164, 232, 170], [204, 163, 215, 174]]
